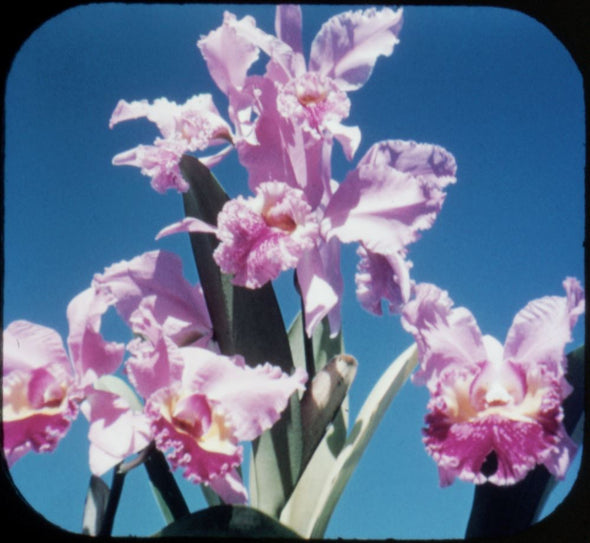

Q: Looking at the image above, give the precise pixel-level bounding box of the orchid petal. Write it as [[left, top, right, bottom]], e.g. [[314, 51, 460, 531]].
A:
[[309, 7, 403, 91], [504, 277, 585, 379], [404, 280, 584, 487], [198, 12, 261, 94], [296, 242, 342, 337], [401, 283, 486, 388], [275, 5, 303, 55], [322, 140, 456, 255], [355, 246, 411, 316], [66, 288, 125, 389], [180, 347, 307, 443], [126, 329, 184, 400], [147, 384, 242, 485], [92, 250, 212, 348], [212, 182, 319, 289], [112, 142, 188, 194], [207, 468, 249, 505], [156, 217, 217, 240], [3, 320, 71, 375], [81, 389, 152, 476]]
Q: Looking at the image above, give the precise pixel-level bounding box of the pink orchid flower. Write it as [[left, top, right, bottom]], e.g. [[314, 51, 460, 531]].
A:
[[159, 139, 456, 337], [401, 278, 585, 486], [199, 5, 403, 207], [109, 95, 234, 193], [92, 249, 307, 503], [130, 340, 307, 504], [2, 289, 151, 475], [92, 250, 213, 349]]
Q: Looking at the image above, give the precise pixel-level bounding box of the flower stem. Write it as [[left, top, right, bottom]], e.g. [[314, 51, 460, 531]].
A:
[[97, 466, 126, 536], [143, 444, 190, 523], [294, 272, 315, 380]]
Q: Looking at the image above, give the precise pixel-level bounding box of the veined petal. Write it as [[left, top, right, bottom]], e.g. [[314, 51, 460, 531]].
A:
[[92, 250, 212, 348], [198, 11, 261, 94], [179, 347, 307, 442], [66, 288, 125, 389], [275, 4, 303, 55], [309, 7, 403, 91], [322, 140, 456, 255], [503, 277, 585, 382], [401, 283, 486, 388], [425, 413, 565, 487], [147, 384, 242, 485], [355, 246, 411, 316], [81, 389, 152, 476], [3, 320, 71, 375], [296, 241, 342, 337]]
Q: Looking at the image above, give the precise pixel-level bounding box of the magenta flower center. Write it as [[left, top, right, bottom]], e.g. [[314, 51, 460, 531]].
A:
[[295, 75, 330, 107], [277, 72, 350, 134], [3, 368, 69, 421]]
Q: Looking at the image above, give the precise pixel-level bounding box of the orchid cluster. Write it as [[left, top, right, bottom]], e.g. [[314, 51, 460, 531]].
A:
[[2, 5, 585, 539]]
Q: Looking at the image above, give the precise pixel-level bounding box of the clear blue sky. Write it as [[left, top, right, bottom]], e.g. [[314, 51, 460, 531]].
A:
[[3, 3, 586, 540]]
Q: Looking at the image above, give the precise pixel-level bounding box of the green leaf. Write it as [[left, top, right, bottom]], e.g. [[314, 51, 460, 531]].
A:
[[298, 342, 419, 538], [280, 313, 354, 535], [144, 447, 189, 524], [153, 505, 302, 538], [465, 345, 586, 538], [288, 311, 344, 374], [180, 155, 302, 517], [93, 374, 143, 412], [82, 476, 110, 536]]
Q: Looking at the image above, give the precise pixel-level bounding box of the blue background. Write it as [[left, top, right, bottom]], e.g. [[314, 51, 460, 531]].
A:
[[3, 4, 585, 539]]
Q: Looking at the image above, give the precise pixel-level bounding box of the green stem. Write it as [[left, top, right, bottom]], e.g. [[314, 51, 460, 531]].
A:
[[294, 272, 315, 380], [98, 466, 126, 536], [144, 444, 190, 522]]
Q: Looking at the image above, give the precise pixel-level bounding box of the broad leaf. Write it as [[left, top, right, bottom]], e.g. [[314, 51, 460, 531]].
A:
[[180, 155, 302, 517], [82, 476, 110, 535], [465, 345, 586, 538], [300, 342, 419, 538], [154, 505, 302, 538]]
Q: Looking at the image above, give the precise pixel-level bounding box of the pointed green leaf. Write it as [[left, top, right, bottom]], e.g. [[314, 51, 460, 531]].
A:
[[465, 345, 586, 538], [180, 155, 302, 517], [303, 343, 419, 538], [82, 476, 110, 536], [153, 505, 302, 538]]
